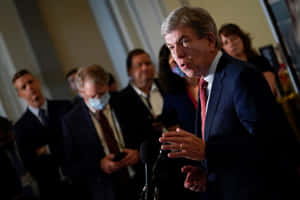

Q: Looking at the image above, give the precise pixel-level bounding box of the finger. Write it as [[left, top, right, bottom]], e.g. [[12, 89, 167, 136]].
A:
[[189, 184, 198, 191], [161, 143, 181, 151], [107, 154, 115, 160], [161, 131, 181, 138], [181, 165, 194, 173], [194, 185, 203, 192], [167, 150, 189, 158], [159, 136, 185, 144]]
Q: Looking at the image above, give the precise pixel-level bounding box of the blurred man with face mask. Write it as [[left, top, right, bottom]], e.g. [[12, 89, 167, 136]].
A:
[[62, 64, 142, 200]]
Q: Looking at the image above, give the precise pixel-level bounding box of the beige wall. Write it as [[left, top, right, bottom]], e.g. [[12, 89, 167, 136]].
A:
[[163, 0, 276, 50], [37, 0, 115, 75]]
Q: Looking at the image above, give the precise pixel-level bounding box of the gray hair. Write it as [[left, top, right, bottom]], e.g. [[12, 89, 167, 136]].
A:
[[76, 64, 109, 91], [161, 7, 220, 48]]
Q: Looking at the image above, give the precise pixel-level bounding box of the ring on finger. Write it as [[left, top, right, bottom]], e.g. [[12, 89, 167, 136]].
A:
[[179, 143, 183, 151]]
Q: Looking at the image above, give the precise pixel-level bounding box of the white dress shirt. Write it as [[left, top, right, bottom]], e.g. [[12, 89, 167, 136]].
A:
[[203, 51, 223, 113]]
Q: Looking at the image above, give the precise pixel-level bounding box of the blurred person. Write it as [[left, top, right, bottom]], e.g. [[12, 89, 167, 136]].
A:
[[157, 44, 207, 200], [0, 116, 38, 200], [159, 44, 199, 133], [159, 6, 300, 200], [65, 68, 82, 104], [108, 73, 119, 92], [219, 23, 277, 96], [12, 69, 73, 200], [118, 48, 166, 155], [62, 64, 142, 200]]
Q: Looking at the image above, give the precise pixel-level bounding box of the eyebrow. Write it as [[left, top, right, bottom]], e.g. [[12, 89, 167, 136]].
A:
[[167, 35, 186, 47]]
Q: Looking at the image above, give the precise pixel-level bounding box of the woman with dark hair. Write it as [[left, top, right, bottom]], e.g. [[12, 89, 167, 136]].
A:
[[158, 44, 199, 133], [156, 45, 207, 200], [219, 23, 277, 96]]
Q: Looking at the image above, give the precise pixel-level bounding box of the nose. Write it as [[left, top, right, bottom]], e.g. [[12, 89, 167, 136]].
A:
[[141, 63, 149, 71], [173, 45, 185, 59]]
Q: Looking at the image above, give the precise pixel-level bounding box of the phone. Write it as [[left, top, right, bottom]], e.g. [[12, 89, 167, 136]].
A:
[[113, 152, 127, 161]]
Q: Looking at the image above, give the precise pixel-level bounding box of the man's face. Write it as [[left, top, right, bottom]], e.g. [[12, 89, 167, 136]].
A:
[[165, 26, 217, 78], [80, 80, 109, 102], [14, 73, 44, 108], [128, 53, 155, 89]]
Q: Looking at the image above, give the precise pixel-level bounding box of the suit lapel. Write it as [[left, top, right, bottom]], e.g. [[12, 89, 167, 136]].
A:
[[24, 109, 43, 128], [127, 85, 154, 121], [204, 56, 226, 140]]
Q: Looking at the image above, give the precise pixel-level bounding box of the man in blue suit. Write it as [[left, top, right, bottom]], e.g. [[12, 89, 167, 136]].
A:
[[159, 7, 300, 200], [62, 64, 141, 200], [12, 70, 73, 200]]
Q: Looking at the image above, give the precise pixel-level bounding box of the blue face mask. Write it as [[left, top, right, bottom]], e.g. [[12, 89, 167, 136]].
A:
[[88, 92, 110, 111], [171, 65, 186, 77]]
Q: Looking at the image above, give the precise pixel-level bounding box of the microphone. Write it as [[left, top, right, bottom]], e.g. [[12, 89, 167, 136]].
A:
[[139, 139, 156, 200]]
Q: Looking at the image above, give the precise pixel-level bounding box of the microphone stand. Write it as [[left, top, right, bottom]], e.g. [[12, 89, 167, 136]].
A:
[[139, 163, 156, 200]]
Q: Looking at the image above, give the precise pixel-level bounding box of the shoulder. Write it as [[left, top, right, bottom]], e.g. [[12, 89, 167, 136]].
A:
[[248, 55, 273, 72], [14, 109, 31, 129], [219, 53, 256, 75], [48, 99, 72, 107], [119, 84, 133, 95], [119, 84, 138, 101], [63, 101, 87, 123]]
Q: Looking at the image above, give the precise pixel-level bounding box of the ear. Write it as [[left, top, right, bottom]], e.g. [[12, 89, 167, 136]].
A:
[[127, 67, 132, 78], [13, 84, 21, 98], [78, 88, 85, 98], [206, 33, 217, 50]]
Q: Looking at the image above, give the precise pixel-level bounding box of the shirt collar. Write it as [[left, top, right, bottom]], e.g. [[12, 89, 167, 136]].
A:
[[204, 50, 223, 84], [131, 81, 158, 98], [28, 100, 48, 117]]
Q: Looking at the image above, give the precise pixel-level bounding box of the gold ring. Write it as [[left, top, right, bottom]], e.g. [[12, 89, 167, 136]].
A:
[[179, 143, 183, 151]]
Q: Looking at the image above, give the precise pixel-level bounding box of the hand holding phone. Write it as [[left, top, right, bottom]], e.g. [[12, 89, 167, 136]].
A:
[[113, 152, 127, 161]]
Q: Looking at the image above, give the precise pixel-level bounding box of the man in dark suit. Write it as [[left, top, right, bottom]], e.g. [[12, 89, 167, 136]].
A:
[[62, 64, 141, 200], [12, 69, 72, 200], [159, 7, 300, 200], [119, 48, 167, 152]]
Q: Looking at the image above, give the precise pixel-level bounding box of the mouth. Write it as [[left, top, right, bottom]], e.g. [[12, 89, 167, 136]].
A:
[[180, 63, 189, 70]]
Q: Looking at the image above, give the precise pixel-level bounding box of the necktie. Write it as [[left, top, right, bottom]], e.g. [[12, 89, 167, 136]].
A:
[[199, 78, 208, 140], [39, 108, 48, 126], [97, 110, 120, 154], [96, 111, 130, 184], [145, 94, 152, 110]]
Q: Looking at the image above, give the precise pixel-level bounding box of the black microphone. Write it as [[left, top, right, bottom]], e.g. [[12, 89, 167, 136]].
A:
[[139, 139, 156, 200]]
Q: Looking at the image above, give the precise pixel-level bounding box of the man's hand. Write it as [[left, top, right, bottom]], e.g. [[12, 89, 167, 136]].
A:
[[159, 128, 206, 161], [100, 154, 122, 174], [36, 145, 50, 156], [182, 165, 207, 192], [119, 148, 139, 167]]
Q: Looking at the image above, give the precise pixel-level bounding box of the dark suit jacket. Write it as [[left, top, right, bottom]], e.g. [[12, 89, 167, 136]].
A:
[[119, 82, 204, 200], [62, 94, 142, 200], [118, 80, 165, 154], [14, 100, 72, 198], [196, 53, 300, 200]]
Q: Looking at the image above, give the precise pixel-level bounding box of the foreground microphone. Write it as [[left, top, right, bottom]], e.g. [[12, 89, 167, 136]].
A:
[[139, 139, 155, 200]]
